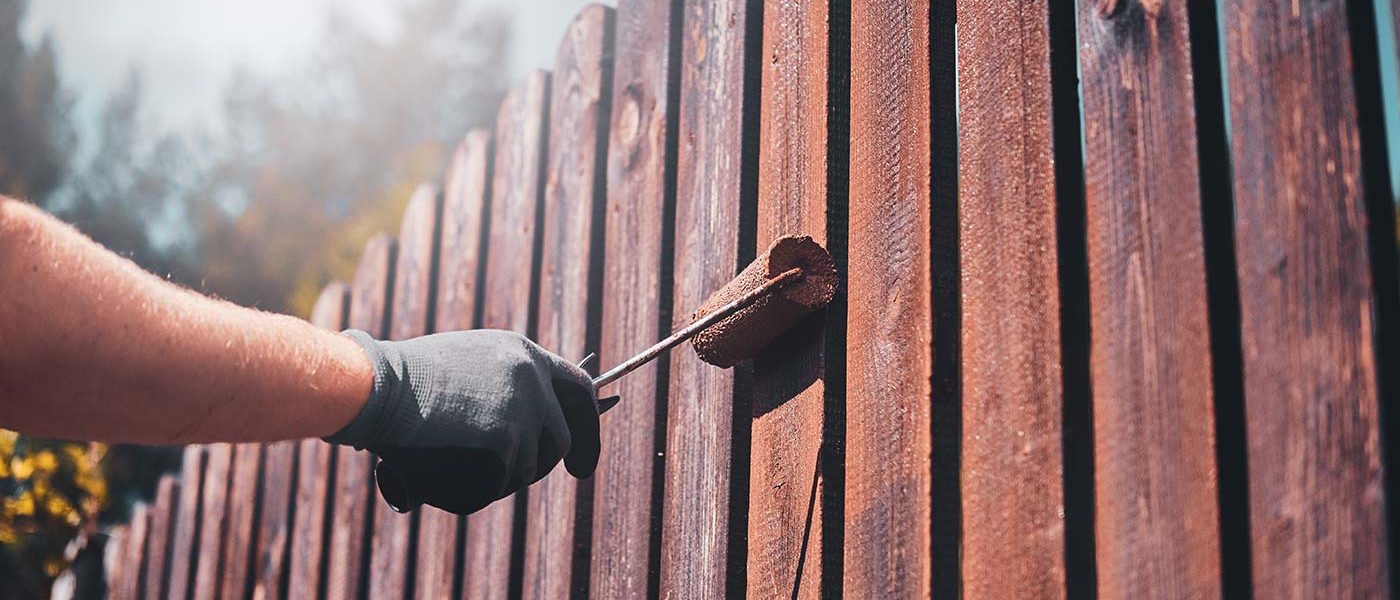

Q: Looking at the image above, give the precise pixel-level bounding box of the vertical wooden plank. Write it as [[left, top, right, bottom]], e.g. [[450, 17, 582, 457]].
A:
[[368, 184, 441, 600], [522, 6, 614, 599], [463, 70, 551, 600], [327, 237, 397, 600], [590, 0, 681, 596], [106, 524, 128, 599], [286, 282, 349, 600], [1076, 2, 1222, 597], [1222, 1, 1389, 596], [118, 506, 151, 600], [957, 0, 1069, 597], [219, 443, 263, 599], [749, 0, 843, 596], [251, 440, 296, 600], [192, 443, 233, 600], [143, 475, 177, 600], [660, 0, 760, 596], [413, 132, 491, 600], [845, 0, 933, 597], [166, 445, 205, 600]]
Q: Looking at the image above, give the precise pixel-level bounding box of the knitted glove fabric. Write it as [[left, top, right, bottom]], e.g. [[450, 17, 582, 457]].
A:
[[327, 329, 600, 515]]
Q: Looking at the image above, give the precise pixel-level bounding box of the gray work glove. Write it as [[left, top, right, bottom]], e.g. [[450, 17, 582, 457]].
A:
[[326, 329, 600, 515]]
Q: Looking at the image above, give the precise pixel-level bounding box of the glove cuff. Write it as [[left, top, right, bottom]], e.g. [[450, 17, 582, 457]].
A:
[[325, 329, 404, 449]]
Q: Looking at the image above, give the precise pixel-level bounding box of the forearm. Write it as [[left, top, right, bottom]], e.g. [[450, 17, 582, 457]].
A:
[[0, 197, 371, 444]]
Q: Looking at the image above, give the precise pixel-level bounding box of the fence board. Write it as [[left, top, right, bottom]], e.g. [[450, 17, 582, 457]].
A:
[[748, 0, 844, 597], [251, 440, 296, 600], [286, 282, 349, 599], [166, 445, 205, 600], [521, 7, 614, 599], [413, 131, 492, 600], [957, 1, 1068, 597], [659, 0, 760, 595], [219, 443, 263, 599], [106, 525, 129, 599], [367, 184, 441, 600], [464, 70, 552, 600], [327, 236, 398, 600], [590, 0, 681, 596], [1221, 1, 1388, 596], [1076, 2, 1222, 597], [117, 505, 150, 599], [142, 475, 177, 600], [845, 0, 933, 597], [192, 443, 233, 600]]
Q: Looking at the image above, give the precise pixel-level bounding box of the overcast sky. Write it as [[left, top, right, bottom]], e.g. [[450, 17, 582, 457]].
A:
[[21, 0, 604, 137]]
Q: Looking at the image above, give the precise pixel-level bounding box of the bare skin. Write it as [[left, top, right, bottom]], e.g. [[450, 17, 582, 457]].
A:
[[0, 196, 371, 444]]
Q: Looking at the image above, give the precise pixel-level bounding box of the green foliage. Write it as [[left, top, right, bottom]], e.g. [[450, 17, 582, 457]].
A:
[[0, 433, 107, 598]]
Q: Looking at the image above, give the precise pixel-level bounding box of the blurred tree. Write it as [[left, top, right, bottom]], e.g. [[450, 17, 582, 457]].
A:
[[0, 0, 73, 201], [0, 433, 107, 598]]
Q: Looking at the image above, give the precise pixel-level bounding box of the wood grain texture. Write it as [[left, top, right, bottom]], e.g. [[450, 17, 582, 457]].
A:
[[328, 236, 397, 600], [957, 1, 1068, 597], [119, 504, 151, 599], [464, 70, 551, 600], [286, 282, 348, 600], [1076, 2, 1222, 597], [192, 443, 233, 600], [368, 183, 441, 600], [142, 475, 177, 600], [522, 6, 614, 599], [415, 132, 492, 600], [660, 0, 760, 595], [219, 443, 263, 599], [251, 440, 296, 600], [166, 445, 205, 600], [1222, 1, 1388, 596], [845, 0, 933, 596], [749, 0, 837, 596], [589, 0, 681, 596]]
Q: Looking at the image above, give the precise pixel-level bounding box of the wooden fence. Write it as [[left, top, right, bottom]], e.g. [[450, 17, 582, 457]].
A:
[[101, 0, 1400, 597]]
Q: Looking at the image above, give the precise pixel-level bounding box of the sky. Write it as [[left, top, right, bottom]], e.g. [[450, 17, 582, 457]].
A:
[[21, 0, 605, 137]]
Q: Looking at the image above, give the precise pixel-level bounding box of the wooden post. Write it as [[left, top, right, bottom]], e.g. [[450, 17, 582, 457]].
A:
[[218, 443, 264, 599], [165, 446, 205, 600], [192, 443, 233, 600], [142, 476, 177, 600]]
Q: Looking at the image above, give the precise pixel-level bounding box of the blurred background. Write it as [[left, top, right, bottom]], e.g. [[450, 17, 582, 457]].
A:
[[0, 0, 596, 595]]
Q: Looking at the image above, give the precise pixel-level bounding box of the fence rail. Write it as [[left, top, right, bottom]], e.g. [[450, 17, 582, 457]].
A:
[[101, 0, 1400, 598]]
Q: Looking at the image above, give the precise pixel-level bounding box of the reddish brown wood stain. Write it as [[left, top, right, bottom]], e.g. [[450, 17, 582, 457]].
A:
[[590, 0, 680, 596], [414, 132, 491, 600], [327, 236, 396, 600], [250, 440, 297, 600], [846, 0, 933, 597], [165, 445, 205, 600], [192, 443, 233, 600], [464, 70, 551, 600], [1222, 1, 1388, 596], [142, 475, 177, 600], [219, 443, 263, 599], [368, 183, 441, 600], [285, 283, 348, 599], [522, 6, 614, 599], [1077, 2, 1223, 597], [749, 0, 833, 597], [660, 0, 759, 595]]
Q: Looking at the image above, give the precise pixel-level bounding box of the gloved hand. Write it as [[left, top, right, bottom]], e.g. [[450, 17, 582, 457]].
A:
[[326, 329, 600, 515]]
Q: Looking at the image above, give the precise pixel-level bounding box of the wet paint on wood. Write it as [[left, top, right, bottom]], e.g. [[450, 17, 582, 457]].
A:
[[660, 0, 761, 596], [192, 443, 233, 600], [142, 475, 177, 600], [166, 445, 205, 600], [1076, 1, 1223, 597], [589, 0, 682, 596], [749, 0, 845, 596], [286, 282, 349, 599], [219, 443, 264, 599], [845, 0, 933, 597], [327, 237, 397, 600], [369, 183, 442, 600], [415, 132, 493, 600], [1221, 0, 1388, 595], [522, 6, 614, 599], [464, 70, 552, 600]]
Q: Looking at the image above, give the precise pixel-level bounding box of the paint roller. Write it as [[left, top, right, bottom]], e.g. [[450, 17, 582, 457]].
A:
[[376, 234, 838, 513]]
